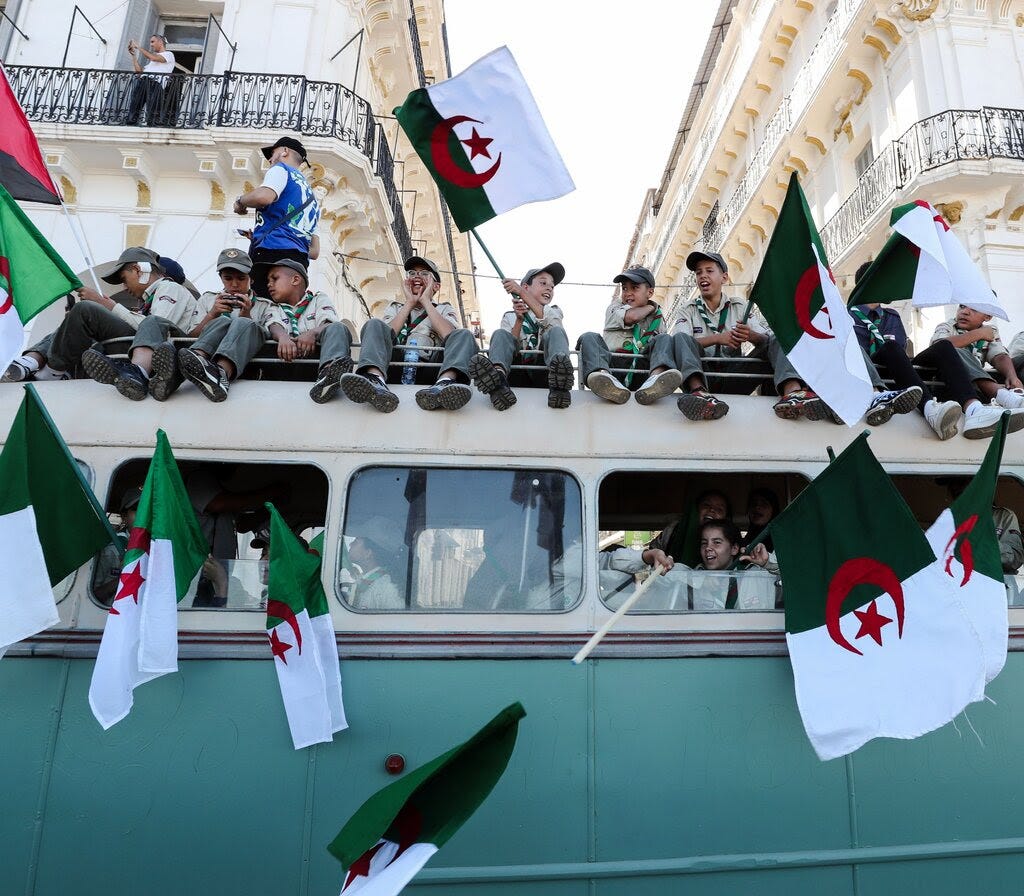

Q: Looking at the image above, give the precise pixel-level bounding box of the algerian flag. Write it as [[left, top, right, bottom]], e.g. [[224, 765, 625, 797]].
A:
[[394, 46, 574, 233], [749, 173, 873, 425], [926, 413, 1010, 685], [89, 430, 207, 729], [775, 434, 985, 761], [329, 702, 525, 895], [850, 200, 1007, 320], [0, 385, 113, 653], [266, 502, 347, 750], [0, 183, 81, 374]]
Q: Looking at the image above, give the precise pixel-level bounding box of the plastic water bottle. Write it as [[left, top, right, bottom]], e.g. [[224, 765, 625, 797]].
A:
[[402, 337, 419, 385]]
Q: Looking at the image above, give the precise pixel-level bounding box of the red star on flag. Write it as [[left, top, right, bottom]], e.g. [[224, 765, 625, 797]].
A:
[[853, 599, 893, 647], [268, 629, 293, 664], [461, 127, 493, 159], [109, 562, 145, 614]]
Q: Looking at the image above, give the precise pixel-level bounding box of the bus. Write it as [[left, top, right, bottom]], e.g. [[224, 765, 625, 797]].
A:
[[3, 374, 1023, 896]]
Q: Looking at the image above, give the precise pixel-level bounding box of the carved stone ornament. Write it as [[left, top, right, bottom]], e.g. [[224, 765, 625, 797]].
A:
[[895, 0, 940, 21], [936, 200, 964, 224], [136, 180, 151, 209]]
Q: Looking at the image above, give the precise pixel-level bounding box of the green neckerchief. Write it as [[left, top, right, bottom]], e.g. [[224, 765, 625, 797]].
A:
[[695, 297, 730, 358], [616, 305, 663, 387], [851, 307, 886, 356], [519, 311, 543, 364], [397, 309, 429, 346], [279, 291, 314, 337], [955, 325, 988, 361]]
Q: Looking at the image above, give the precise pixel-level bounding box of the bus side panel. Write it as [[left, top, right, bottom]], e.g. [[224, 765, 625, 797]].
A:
[[856, 855, 1024, 894], [596, 867, 855, 896], [0, 658, 69, 896], [592, 657, 853, 862], [307, 658, 592, 894]]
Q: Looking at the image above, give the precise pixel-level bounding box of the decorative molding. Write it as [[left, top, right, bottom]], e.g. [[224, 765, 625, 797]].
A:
[[769, 54, 786, 67], [210, 181, 225, 212], [895, 0, 940, 20], [1017, 11, 1024, 25], [59, 176, 77, 204], [733, 126, 748, 139], [243, 181, 255, 194], [796, 0, 814, 10], [724, 148, 739, 159], [847, 67, 874, 94], [762, 201, 780, 219], [135, 180, 151, 209], [936, 200, 964, 223], [756, 80, 773, 92], [805, 133, 827, 155], [727, 256, 743, 273], [987, 207, 1004, 219], [738, 240, 755, 255], [784, 154, 809, 175], [1009, 204, 1024, 221], [863, 34, 891, 60], [744, 105, 760, 118], [873, 16, 903, 43], [750, 222, 767, 240]]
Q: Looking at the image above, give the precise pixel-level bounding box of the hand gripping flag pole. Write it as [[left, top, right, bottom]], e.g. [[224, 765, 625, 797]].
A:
[[572, 563, 667, 664]]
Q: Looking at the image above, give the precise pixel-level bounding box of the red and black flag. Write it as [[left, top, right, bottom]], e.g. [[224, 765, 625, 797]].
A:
[[0, 64, 60, 205]]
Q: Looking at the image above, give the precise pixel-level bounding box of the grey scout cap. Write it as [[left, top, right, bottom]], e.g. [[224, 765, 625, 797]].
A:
[[614, 265, 655, 288], [521, 262, 565, 287], [270, 258, 309, 284], [98, 247, 162, 284], [404, 255, 441, 281], [686, 251, 728, 275], [217, 248, 254, 274]]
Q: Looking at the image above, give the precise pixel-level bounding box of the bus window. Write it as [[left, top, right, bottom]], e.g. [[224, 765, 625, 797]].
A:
[[341, 467, 583, 612], [92, 459, 329, 611], [597, 470, 808, 612]]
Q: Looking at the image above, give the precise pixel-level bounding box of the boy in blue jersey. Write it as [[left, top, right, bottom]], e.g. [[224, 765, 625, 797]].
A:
[[233, 136, 320, 299]]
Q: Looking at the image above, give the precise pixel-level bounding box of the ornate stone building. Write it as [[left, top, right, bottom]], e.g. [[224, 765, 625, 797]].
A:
[[0, 0, 478, 333], [626, 0, 1024, 346]]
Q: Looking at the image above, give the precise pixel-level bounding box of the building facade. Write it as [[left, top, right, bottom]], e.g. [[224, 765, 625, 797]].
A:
[[0, 0, 479, 335], [626, 0, 1024, 348]]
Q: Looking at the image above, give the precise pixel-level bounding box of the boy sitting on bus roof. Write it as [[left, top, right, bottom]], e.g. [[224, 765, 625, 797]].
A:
[[63, 248, 198, 401], [921, 303, 1024, 440], [175, 249, 280, 402], [579, 265, 682, 406], [657, 251, 826, 422], [468, 262, 574, 410], [339, 256, 474, 413]]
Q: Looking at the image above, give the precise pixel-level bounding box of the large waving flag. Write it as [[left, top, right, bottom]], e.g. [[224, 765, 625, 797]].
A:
[[266, 502, 347, 750], [0, 183, 81, 375], [0, 385, 113, 654], [926, 413, 1010, 685], [89, 431, 208, 729], [0, 64, 60, 205], [849, 200, 1006, 320], [774, 434, 985, 761], [748, 173, 872, 425], [329, 702, 525, 895], [394, 46, 574, 232]]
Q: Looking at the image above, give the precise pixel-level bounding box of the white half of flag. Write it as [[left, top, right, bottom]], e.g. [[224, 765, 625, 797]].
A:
[[270, 608, 336, 750], [0, 505, 58, 653], [340, 841, 438, 896]]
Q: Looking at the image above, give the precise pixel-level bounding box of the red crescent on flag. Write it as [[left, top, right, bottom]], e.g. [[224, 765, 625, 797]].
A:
[[794, 263, 834, 341], [266, 599, 302, 654], [943, 514, 979, 586], [825, 557, 905, 656], [430, 115, 502, 189], [0, 257, 11, 315]]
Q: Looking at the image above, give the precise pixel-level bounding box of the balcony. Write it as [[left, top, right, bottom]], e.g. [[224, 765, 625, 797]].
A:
[[6, 64, 412, 258], [821, 107, 1024, 263]]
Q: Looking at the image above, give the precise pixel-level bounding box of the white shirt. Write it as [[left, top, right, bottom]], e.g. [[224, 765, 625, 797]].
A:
[[142, 49, 175, 77]]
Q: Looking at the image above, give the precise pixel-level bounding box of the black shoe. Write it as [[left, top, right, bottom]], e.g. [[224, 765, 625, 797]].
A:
[[178, 347, 229, 402], [149, 341, 183, 402], [547, 354, 573, 409], [469, 354, 516, 411], [82, 348, 148, 401], [416, 379, 472, 411], [340, 371, 399, 413], [309, 356, 353, 404]]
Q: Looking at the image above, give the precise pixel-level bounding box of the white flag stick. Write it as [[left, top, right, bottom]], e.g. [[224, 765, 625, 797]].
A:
[[59, 202, 104, 294], [572, 563, 666, 665]]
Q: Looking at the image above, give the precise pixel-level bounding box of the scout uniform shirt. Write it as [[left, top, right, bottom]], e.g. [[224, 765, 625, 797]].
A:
[[105, 277, 197, 333], [672, 294, 771, 357], [930, 319, 1009, 366], [193, 290, 277, 333], [499, 304, 565, 354], [602, 299, 664, 352], [384, 300, 461, 347], [265, 290, 338, 337]]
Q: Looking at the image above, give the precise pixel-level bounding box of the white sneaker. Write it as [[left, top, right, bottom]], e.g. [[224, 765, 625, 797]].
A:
[[635, 369, 682, 405], [2, 359, 35, 383], [586, 370, 630, 404], [923, 399, 962, 440], [994, 388, 1024, 410], [964, 405, 1008, 440]]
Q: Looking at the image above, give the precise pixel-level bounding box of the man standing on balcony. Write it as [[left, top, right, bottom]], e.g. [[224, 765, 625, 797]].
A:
[[125, 34, 176, 126], [233, 137, 321, 299]]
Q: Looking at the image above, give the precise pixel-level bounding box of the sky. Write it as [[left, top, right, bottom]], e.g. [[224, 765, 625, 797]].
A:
[[442, 0, 721, 344]]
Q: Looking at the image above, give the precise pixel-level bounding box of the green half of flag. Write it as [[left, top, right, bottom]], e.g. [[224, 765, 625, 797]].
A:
[[0, 183, 81, 325], [328, 702, 526, 868], [266, 501, 328, 625], [0, 385, 112, 583], [394, 89, 497, 232], [748, 172, 831, 353], [847, 227, 919, 307], [774, 433, 935, 635]]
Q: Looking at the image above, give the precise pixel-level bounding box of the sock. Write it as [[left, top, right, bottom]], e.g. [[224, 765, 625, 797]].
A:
[[18, 355, 40, 374], [435, 377, 453, 386], [35, 364, 65, 380]]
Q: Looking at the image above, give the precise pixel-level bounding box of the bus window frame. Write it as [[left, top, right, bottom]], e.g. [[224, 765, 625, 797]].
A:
[[337, 462, 587, 615]]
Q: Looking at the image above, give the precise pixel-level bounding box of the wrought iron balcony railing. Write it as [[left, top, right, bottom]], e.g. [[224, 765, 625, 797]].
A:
[[6, 64, 412, 258], [820, 107, 1024, 261]]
